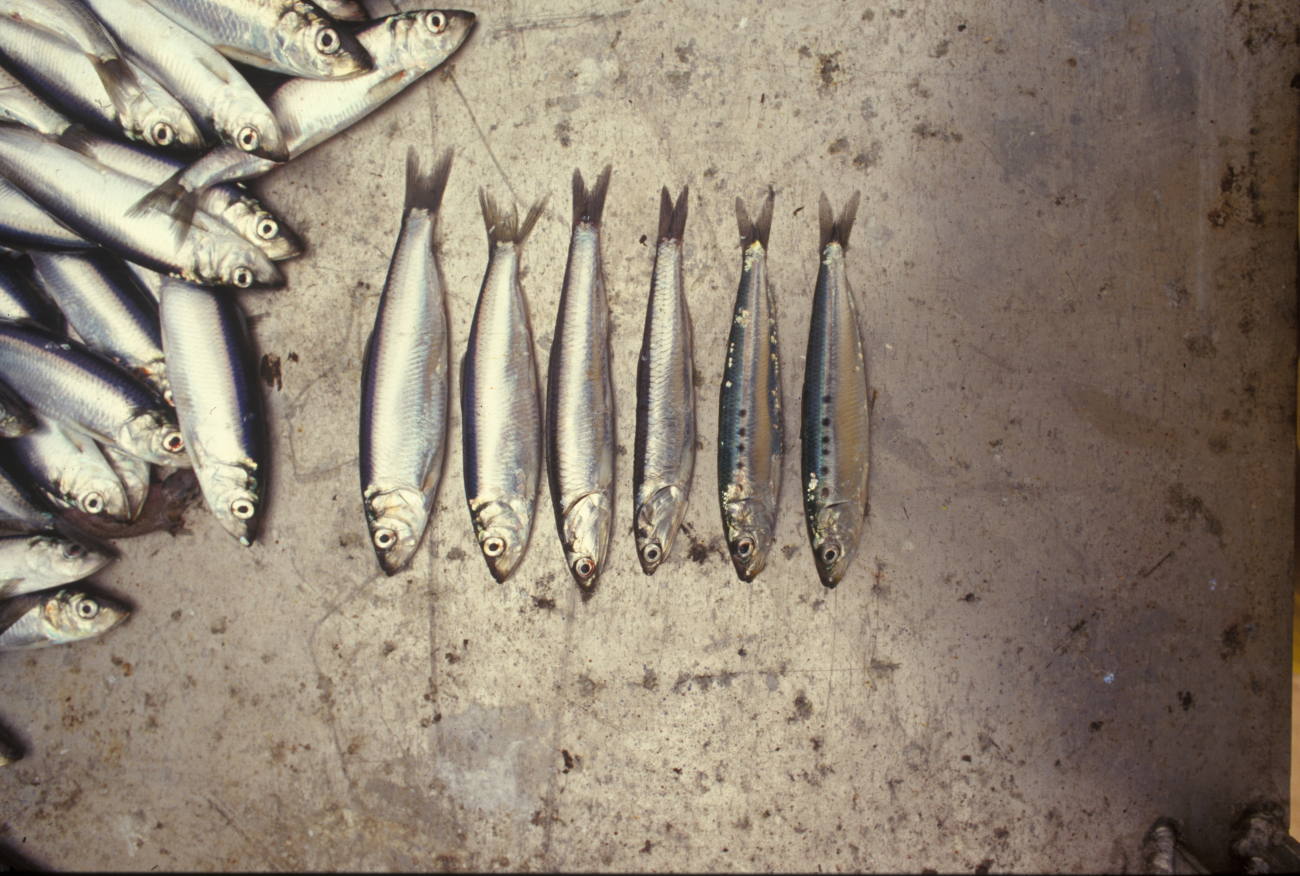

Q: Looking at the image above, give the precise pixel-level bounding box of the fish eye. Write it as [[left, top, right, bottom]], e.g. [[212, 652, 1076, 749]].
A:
[[424, 11, 446, 32], [232, 266, 253, 288], [483, 537, 505, 557], [821, 545, 839, 565], [164, 431, 185, 453], [316, 27, 340, 54], [372, 528, 396, 549], [573, 557, 595, 580], [641, 543, 660, 564], [236, 126, 260, 153], [62, 542, 85, 559], [735, 537, 754, 559], [231, 498, 256, 520], [76, 598, 100, 619], [256, 216, 279, 240], [82, 492, 105, 515], [152, 121, 175, 146]]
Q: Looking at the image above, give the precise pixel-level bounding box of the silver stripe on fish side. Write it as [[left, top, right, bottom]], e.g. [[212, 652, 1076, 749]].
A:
[[160, 277, 266, 546], [547, 166, 614, 591], [633, 186, 694, 574], [718, 188, 783, 582], [359, 148, 451, 576], [0, 586, 129, 650], [462, 190, 546, 583], [800, 192, 869, 588]]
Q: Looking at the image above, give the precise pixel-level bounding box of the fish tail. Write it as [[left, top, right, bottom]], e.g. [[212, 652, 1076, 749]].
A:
[[404, 146, 452, 217], [572, 164, 613, 227], [737, 186, 775, 250], [819, 190, 861, 251], [657, 185, 689, 244]]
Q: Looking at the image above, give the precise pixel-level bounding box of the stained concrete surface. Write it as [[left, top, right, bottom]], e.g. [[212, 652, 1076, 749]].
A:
[[1, 0, 1298, 871]]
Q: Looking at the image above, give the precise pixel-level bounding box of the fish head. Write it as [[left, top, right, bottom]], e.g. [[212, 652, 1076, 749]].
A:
[[195, 460, 263, 546], [470, 497, 530, 583], [61, 469, 131, 522], [140, 103, 204, 151], [383, 9, 476, 70], [722, 498, 777, 582], [279, 3, 374, 79], [634, 485, 688, 574], [210, 240, 283, 289], [809, 502, 863, 588], [43, 588, 130, 645], [221, 198, 303, 261], [120, 410, 189, 468], [561, 491, 613, 587], [226, 101, 290, 162], [24, 535, 114, 585], [364, 486, 430, 576]]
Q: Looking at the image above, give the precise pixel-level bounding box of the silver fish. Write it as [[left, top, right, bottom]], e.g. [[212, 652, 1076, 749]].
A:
[[1, 531, 114, 599], [0, 123, 282, 288], [801, 192, 868, 588], [633, 186, 694, 574], [0, 256, 64, 329], [0, 454, 59, 529], [159, 277, 266, 545], [0, 321, 187, 467], [144, 0, 373, 79], [0, 176, 95, 252], [547, 166, 614, 589], [0, 375, 34, 437], [0, 13, 201, 148], [9, 413, 131, 520], [125, 261, 163, 302], [56, 125, 301, 260], [359, 148, 451, 575], [135, 9, 475, 227], [313, 0, 366, 23], [83, 0, 288, 160], [718, 189, 783, 582], [0, 66, 71, 135], [100, 443, 149, 520], [0, 585, 129, 650], [29, 250, 168, 401], [462, 191, 546, 583]]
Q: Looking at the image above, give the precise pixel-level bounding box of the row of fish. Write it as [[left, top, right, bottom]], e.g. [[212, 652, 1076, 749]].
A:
[[361, 159, 871, 590]]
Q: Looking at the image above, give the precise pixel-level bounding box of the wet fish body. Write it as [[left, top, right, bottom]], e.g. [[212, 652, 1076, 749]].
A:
[[633, 186, 694, 574], [359, 149, 451, 575], [159, 277, 265, 545], [29, 250, 168, 400], [0, 256, 64, 329], [0, 320, 187, 467], [144, 0, 372, 79], [101, 444, 149, 519], [0, 177, 95, 252], [547, 166, 614, 589], [0, 66, 71, 135], [718, 189, 783, 582], [9, 413, 131, 520], [0, 585, 129, 649], [801, 192, 869, 588], [462, 191, 545, 583], [0, 533, 115, 599], [0, 123, 281, 288]]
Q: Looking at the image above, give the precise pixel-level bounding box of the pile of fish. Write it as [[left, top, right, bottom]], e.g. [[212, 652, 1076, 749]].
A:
[[0, 0, 475, 763], [360, 156, 872, 593]]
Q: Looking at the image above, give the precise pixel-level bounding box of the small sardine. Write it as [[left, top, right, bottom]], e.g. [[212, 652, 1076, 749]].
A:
[[462, 190, 546, 583], [359, 148, 451, 576], [0, 585, 129, 650], [801, 192, 869, 588], [547, 166, 614, 589], [718, 189, 783, 582], [144, 0, 372, 80], [159, 277, 266, 545], [633, 186, 694, 573], [0, 533, 115, 600], [9, 413, 131, 520]]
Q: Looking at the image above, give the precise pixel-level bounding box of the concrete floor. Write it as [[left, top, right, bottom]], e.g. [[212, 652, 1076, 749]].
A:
[[1, 0, 1297, 871]]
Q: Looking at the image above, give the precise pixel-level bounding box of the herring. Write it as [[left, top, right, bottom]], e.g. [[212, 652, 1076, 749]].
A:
[[9, 413, 132, 521], [0, 585, 129, 650], [0, 533, 114, 600]]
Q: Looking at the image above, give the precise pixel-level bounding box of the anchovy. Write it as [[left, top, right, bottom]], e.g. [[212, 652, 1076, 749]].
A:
[[83, 0, 288, 160], [1, 531, 113, 599], [0, 177, 96, 252], [0, 256, 64, 329], [101, 443, 149, 519], [144, 0, 372, 80], [0, 585, 129, 650], [135, 9, 475, 228], [9, 413, 131, 520], [0, 123, 282, 288], [801, 192, 868, 588], [547, 166, 614, 589], [159, 277, 265, 545], [29, 250, 168, 401], [718, 189, 783, 582], [0, 375, 34, 436], [359, 148, 451, 576], [462, 191, 545, 583], [633, 186, 694, 574], [56, 125, 301, 260], [0, 320, 187, 467], [0, 13, 201, 148]]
